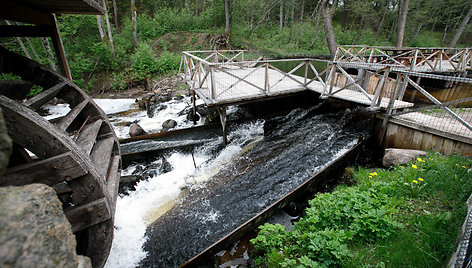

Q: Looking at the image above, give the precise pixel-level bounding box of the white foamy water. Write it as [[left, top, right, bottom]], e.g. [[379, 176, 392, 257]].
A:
[[104, 121, 264, 268]]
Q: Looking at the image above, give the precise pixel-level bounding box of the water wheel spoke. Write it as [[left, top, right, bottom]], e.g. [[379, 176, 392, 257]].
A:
[[1, 152, 87, 187], [65, 197, 111, 233], [23, 81, 67, 110], [56, 99, 89, 131], [106, 154, 121, 211], [75, 119, 103, 155], [90, 137, 115, 180]]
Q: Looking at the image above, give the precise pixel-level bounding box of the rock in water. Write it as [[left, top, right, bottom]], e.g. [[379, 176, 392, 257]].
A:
[[186, 110, 200, 122], [0, 184, 91, 268], [162, 119, 177, 130], [382, 148, 427, 167], [0, 108, 12, 177], [129, 123, 147, 137]]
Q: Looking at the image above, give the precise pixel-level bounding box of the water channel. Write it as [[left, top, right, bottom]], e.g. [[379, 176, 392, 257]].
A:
[[96, 92, 371, 267]]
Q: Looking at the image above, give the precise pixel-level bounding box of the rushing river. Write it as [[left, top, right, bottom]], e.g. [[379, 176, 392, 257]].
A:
[[101, 97, 369, 267]]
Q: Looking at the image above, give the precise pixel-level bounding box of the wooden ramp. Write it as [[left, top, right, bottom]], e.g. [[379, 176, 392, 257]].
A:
[[0, 46, 121, 268]]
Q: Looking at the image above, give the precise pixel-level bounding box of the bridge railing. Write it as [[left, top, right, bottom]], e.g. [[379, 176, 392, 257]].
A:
[[336, 45, 472, 73], [381, 71, 472, 147], [179, 50, 330, 103]]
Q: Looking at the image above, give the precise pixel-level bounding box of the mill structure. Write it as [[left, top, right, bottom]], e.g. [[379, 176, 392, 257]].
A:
[[0, 1, 121, 267]]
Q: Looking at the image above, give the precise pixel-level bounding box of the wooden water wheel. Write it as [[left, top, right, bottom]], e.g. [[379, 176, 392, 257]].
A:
[[0, 46, 121, 268]]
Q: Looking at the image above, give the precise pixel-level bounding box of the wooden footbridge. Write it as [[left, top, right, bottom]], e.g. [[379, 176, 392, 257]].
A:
[[0, 1, 121, 268], [180, 48, 472, 151]]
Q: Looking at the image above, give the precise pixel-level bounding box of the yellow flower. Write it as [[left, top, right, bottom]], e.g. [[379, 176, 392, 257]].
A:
[[417, 158, 425, 162], [412, 164, 417, 169], [456, 164, 459, 166], [463, 166, 467, 169], [418, 178, 424, 181], [413, 180, 418, 184], [373, 172, 378, 176], [369, 176, 373, 179]]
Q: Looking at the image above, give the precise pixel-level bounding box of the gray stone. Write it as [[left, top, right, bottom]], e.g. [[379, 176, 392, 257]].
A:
[[129, 123, 147, 137], [162, 119, 177, 130], [382, 148, 427, 167], [0, 184, 91, 268], [0, 108, 12, 177]]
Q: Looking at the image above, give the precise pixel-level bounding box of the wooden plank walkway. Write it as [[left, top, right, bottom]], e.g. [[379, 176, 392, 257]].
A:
[[187, 66, 413, 110]]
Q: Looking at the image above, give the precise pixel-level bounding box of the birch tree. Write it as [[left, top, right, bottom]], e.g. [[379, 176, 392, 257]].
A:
[[130, 0, 138, 47]]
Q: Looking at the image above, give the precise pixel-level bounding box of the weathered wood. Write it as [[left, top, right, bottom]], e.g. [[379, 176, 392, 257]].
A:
[[56, 99, 89, 131], [90, 137, 115, 179], [0, 80, 33, 100], [76, 119, 103, 155], [23, 81, 67, 110], [0, 95, 69, 158], [65, 197, 111, 233], [1, 152, 87, 186], [107, 154, 121, 211]]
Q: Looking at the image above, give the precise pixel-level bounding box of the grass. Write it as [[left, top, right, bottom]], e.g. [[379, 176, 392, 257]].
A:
[[250, 153, 472, 267]]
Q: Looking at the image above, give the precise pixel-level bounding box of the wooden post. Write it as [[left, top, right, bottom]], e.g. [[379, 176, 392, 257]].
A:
[[218, 106, 227, 146], [379, 73, 403, 146], [370, 67, 390, 109], [329, 63, 337, 95], [264, 63, 269, 93], [192, 90, 197, 125], [304, 60, 309, 86], [50, 14, 72, 80], [210, 66, 216, 100]]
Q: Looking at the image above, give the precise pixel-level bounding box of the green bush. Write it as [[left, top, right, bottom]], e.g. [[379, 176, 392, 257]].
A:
[[131, 42, 159, 79], [251, 153, 472, 267]]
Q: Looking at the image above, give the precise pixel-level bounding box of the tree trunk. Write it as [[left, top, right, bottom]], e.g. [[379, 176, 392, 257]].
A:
[[296, 0, 305, 47], [396, 0, 410, 48], [40, 37, 57, 72], [103, 0, 116, 59], [25, 37, 40, 62], [321, 0, 337, 59], [4, 21, 31, 59], [284, 0, 290, 27], [449, 6, 472, 48], [352, 16, 365, 45], [372, 0, 391, 44], [288, 0, 295, 42], [406, 24, 422, 44], [130, 0, 138, 47], [442, 25, 449, 46], [203, 0, 206, 13], [112, 0, 120, 30], [279, 0, 283, 30], [96, 15, 106, 41], [224, 0, 231, 36]]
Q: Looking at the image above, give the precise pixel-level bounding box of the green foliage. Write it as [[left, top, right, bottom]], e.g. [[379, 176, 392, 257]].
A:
[[131, 42, 159, 78], [251, 153, 472, 267]]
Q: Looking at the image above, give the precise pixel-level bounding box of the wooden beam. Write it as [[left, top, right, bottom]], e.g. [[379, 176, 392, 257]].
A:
[[0, 25, 55, 37], [50, 14, 72, 80], [0, 1, 53, 25], [1, 152, 87, 186], [65, 197, 111, 233]]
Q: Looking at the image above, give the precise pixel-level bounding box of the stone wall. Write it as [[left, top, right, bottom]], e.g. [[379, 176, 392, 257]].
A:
[[0, 108, 90, 268]]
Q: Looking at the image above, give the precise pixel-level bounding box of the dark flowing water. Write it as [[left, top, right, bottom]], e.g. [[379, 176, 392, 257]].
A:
[[140, 104, 369, 267]]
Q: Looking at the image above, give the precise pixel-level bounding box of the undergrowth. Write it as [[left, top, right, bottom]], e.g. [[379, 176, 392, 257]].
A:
[[251, 153, 472, 267]]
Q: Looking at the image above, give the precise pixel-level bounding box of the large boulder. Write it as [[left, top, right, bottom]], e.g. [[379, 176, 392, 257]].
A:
[[129, 123, 147, 137], [0, 184, 91, 268], [382, 148, 427, 168], [0, 108, 12, 177]]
